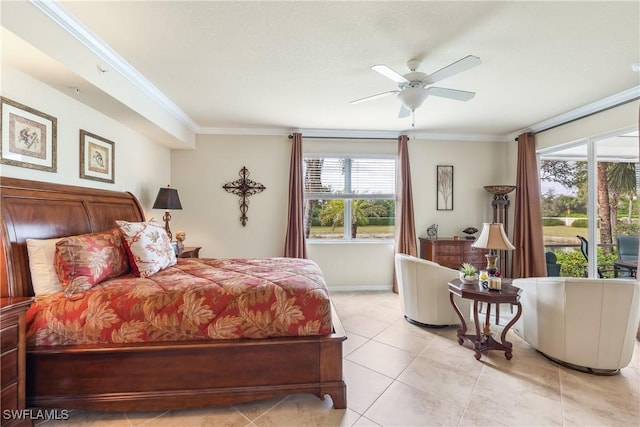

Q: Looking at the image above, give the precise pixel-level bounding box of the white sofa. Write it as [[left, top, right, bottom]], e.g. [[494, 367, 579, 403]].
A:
[[512, 277, 640, 373], [395, 254, 470, 327]]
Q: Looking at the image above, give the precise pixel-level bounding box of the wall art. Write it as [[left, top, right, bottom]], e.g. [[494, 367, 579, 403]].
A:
[[223, 166, 266, 226], [80, 129, 115, 183], [0, 97, 57, 172], [436, 165, 454, 211]]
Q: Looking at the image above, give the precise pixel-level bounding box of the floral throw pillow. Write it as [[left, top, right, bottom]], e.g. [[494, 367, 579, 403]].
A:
[[116, 220, 176, 278], [54, 229, 130, 299]]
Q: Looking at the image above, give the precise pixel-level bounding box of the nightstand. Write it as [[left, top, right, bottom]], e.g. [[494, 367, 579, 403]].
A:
[[1, 297, 32, 427], [178, 246, 201, 258]]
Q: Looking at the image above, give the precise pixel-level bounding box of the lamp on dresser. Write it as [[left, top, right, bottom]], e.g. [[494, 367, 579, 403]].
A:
[[152, 185, 182, 241], [472, 222, 515, 276]]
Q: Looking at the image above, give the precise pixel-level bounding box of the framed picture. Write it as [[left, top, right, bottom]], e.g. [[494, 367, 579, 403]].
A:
[[0, 97, 57, 172], [436, 165, 454, 210], [80, 130, 115, 183]]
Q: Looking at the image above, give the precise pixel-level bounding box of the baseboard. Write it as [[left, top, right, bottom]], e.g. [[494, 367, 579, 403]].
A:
[[328, 284, 393, 292]]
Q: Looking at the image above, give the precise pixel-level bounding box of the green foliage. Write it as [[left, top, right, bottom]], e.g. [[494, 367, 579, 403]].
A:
[[543, 218, 565, 226], [614, 222, 640, 236], [571, 219, 588, 228], [555, 248, 619, 278]]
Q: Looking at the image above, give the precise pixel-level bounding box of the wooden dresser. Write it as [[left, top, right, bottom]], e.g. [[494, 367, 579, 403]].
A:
[[419, 237, 488, 271], [1, 297, 32, 427]]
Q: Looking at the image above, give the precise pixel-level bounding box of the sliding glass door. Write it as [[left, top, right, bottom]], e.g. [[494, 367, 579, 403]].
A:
[[539, 129, 639, 278]]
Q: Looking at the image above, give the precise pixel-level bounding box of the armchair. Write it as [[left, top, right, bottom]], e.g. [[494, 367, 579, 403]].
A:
[[512, 277, 640, 374], [545, 251, 561, 277], [615, 235, 639, 277], [395, 254, 470, 327]]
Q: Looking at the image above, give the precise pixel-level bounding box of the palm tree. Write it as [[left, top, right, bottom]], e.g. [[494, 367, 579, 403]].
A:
[[319, 199, 387, 238], [597, 162, 637, 253], [607, 162, 637, 229]]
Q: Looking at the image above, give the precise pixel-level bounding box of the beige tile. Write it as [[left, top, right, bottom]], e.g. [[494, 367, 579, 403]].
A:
[[372, 319, 437, 355], [233, 396, 289, 422], [352, 415, 382, 426], [342, 331, 369, 356], [560, 367, 640, 427], [341, 315, 392, 339], [343, 359, 394, 415], [397, 353, 481, 407], [364, 381, 462, 426], [252, 393, 360, 427], [145, 406, 250, 427], [32, 409, 130, 426], [124, 410, 169, 426], [461, 364, 563, 426], [346, 339, 416, 379]]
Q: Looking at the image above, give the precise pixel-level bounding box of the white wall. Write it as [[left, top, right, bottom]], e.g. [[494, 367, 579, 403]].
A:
[[171, 134, 290, 258], [171, 134, 507, 290], [0, 65, 171, 213], [535, 101, 639, 151]]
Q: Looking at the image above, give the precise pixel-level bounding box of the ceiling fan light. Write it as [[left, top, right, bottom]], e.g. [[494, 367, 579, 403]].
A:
[[397, 87, 428, 111]]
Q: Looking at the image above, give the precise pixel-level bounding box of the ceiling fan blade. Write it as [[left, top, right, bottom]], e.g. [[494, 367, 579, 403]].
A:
[[398, 104, 411, 118], [350, 90, 399, 104], [371, 65, 408, 83], [425, 87, 475, 101], [423, 55, 480, 84]]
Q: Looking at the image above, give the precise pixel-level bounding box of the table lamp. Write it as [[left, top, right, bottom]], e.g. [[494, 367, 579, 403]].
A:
[[152, 185, 182, 241], [472, 222, 515, 276]]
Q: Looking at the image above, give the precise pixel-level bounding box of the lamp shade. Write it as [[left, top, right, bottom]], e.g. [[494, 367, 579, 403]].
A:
[[153, 187, 182, 210], [472, 223, 515, 250]]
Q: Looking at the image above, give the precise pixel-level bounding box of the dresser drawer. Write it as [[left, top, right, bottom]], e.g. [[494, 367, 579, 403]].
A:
[[464, 245, 487, 256], [1, 381, 18, 411], [437, 256, 463, 269], [1, 323, 19, 351], [1, 348, 18, 387]]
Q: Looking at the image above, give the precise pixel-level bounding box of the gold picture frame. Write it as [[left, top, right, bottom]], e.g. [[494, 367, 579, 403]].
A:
[[0, 97, 57, 172], [80, 129, 115, 183]]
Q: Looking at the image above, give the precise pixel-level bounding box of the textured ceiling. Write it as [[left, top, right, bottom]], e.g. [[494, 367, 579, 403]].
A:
[[3, 1, 639, 140]]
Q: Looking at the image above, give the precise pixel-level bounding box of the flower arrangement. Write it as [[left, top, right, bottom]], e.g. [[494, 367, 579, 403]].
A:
[[459, 262, 477, 283]]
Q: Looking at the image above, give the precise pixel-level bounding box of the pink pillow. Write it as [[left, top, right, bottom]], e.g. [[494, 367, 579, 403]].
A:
[[54, 229, 130, 299], [116, 220, 176, 278]]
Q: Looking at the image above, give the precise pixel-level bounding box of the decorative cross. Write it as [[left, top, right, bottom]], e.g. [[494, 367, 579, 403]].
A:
[[223, 167, 266, 226]]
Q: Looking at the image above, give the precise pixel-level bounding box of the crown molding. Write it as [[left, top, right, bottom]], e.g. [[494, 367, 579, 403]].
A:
[[198, 126, 508, 142], [30, 0, 199, 133]]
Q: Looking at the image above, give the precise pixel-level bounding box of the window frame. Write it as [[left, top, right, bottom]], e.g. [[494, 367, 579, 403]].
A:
[[303, 153, 397, 243]]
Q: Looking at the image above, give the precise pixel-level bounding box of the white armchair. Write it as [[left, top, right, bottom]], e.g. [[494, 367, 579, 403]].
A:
[[395, 254, 469, 327], [512, 277, 640, 374]]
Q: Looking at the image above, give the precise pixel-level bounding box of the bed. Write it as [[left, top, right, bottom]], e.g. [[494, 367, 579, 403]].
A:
[[0, 177, 346, 411]]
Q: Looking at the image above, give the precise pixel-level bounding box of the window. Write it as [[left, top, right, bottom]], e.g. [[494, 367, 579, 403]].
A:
[[303, 155, 396, 241]]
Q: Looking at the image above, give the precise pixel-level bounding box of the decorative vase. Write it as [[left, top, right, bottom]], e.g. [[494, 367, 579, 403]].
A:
[[461, 274, 477, 284]]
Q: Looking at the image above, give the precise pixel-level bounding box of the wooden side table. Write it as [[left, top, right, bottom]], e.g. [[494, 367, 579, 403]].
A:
[[1, 297, 32, 427], [178, 246, 201, 258], [448, 278, 522, 360]]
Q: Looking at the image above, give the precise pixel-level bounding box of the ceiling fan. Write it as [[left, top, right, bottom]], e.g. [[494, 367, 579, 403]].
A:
[[351, 55, 481, 118]]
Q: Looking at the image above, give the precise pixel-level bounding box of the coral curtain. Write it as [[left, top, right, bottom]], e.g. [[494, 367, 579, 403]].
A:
[[284, 132, 307, 258], [393, 134, 418, 293], [512, 132, 547, 278]]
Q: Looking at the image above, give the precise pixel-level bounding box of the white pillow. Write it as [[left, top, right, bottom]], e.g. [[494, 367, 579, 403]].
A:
[[26, 237, 63, 296], [116, 220, 176, 278]]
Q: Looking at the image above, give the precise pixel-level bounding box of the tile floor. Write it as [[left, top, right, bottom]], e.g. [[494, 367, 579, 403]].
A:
[[33, 291, 639, 427]]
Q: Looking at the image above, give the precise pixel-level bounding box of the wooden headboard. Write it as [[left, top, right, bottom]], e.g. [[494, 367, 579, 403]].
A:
[[0, 177, 145, 298]]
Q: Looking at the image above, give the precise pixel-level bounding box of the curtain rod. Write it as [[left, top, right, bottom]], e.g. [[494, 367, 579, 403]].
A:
[[288, 134, 399, 140], [515, 96, 639, 141]]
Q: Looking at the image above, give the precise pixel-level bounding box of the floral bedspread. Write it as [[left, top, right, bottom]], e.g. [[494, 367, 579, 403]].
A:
[[26, 258, 332, 346]]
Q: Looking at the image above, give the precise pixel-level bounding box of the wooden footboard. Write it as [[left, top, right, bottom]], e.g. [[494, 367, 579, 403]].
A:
[[26, 304, 346, 411]]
